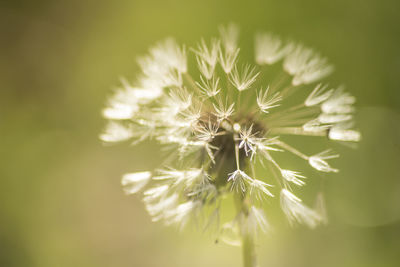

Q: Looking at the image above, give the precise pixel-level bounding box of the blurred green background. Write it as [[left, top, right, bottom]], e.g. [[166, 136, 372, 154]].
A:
[[1, 0, 400, 266]]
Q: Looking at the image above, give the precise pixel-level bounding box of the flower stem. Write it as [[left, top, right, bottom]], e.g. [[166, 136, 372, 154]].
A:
[[242, 231, 257, 267], [234, 192, 258, 267]]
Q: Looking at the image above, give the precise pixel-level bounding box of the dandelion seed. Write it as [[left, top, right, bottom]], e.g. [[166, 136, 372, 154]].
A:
[[194, 120, 220, 142], [236, 125, 260, 157], [137, 38, 186, 87], [165, 200, 202, 227], [255, 32, 292, 65], [100, 121, 133, 142], [249, 206, 269, 233], [321, 86, 356, 114], [196, 56, 216, 80], [329, 125, 361, 142], [228, 169, 252, 193], [165, 87, 193, 115], [196, 76, 221, 97], [218, 23, 240, 73], [193, 39, 220, 79], [219, 48, 240, 74], [145, 193, 179, 221], [213, 100, 235, 123], [148, 38, 187, 73], [293, 59, 334, 86], [284, 44, 334, 85], [143, 185, 169, 201], [284, 44, 313, 75], [121, 171, 152, 194], [309, 150, 339, 173], [257, 87, 282, 113], [247, 178, 274, 199], [241, 206, 270, 235], [102, 91, 139, 120], [280, 189, 323, 228], [281, 170, 306, 186], [254, 137, 282, 153], [305, 84, 333, 107], [219, 23, 239, 54], [229, 64, 260, 91], [192, 38, 220, 66]]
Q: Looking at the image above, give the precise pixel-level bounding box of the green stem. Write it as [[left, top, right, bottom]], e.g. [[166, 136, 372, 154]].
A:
[[234, 193, 258, 267], [242, 231, 257, 267]]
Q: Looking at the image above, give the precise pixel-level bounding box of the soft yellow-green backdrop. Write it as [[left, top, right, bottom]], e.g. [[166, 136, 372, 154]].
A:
[[1, 0, 399, 266]]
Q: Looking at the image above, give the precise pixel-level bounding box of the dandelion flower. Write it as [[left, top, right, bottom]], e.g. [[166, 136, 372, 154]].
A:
[[101, 24, 360, 267]]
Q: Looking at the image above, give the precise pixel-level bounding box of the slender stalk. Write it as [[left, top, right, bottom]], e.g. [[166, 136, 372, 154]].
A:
[[242, 231, 257, 267], [233, 188, 258, 267]]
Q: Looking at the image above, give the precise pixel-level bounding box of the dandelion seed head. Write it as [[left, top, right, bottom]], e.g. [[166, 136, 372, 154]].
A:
[[101, 24, 360, 241]]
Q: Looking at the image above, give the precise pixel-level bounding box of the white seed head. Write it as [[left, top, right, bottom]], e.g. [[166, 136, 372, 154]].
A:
[[101, 25, 360, 236]]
